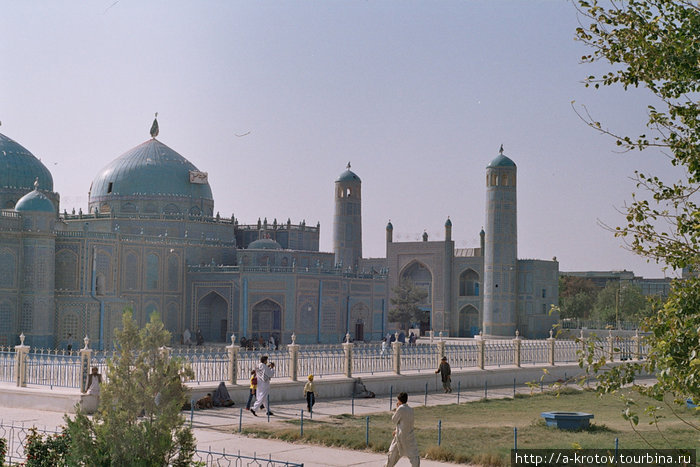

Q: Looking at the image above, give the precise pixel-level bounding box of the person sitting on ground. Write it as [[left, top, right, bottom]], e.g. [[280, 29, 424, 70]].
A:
[[196, 393, 213, 409], [212, 382, 235, 407], [304, 374, 316, 413], [353, 377, 375, 398], [85, 366, 102, 395]]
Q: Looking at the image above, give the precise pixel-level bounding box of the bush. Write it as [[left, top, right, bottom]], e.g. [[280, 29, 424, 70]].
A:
[[24, 427, 70, 467]]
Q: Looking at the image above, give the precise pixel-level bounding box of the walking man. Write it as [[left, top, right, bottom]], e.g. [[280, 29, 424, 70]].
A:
[[385, 392, 420, 467], [435, 356, 452, 393], [251, 355, 275, 416]]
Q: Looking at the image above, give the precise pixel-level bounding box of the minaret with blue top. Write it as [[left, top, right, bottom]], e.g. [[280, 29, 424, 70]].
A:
[[483, 145, 517, 337], [333, 163, 362, 269]]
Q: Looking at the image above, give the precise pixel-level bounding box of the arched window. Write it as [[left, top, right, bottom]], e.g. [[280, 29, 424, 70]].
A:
[[146, 254, 159, 290], [56, 249, 77, 290], [124, 252, 139, 290], [0, 300, 12, 334], [459, 269, 480, 296], [167, 255, 179, 291]]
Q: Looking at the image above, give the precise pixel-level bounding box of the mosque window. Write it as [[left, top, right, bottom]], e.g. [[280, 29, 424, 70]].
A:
[[542, 288, 546, 298], [0, 249, 16, 289], [63, 313, 78, 340], [56, 250, 77, 290], [121, 202, 137, 213], [189, 206, 201, 216], [20, 302, 32, 333], [163, 204, 181, 215], [107, 182, 113, 194], [96, 250, 112, 293], [36, 255, 47, 289], [146, 254, 159, 290], [124, 252, 139, 290], [459, 269, 480, 296], [167, 255, 179, 291], [502, 174, 509, 186], [346, 188, 352, 197], [0, 301, 11, 334]]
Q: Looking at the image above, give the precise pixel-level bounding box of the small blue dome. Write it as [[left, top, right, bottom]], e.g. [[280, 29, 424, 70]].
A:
[[0, 133, 54, 191], [445, 217, 452, 227], [247, 238, 282, 250], [488, 153, 516, 168], [386, 221, 393, 230], [336, 169, 361, 183], [15, 189, 55, 213]]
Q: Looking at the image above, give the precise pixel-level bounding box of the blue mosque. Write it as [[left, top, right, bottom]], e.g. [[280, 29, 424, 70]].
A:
[[0, 118, 559, 349]]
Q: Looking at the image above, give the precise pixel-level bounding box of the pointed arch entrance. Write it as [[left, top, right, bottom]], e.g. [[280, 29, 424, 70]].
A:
[[197, 292, 229, 342], [400, 261, 432, 333], [459, 305, 480, 337], [251, 299, 282, 344]]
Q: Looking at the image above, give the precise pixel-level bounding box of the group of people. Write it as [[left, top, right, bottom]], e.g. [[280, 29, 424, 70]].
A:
[[182, 328, 204, 346], [239, 334, 279, 350]]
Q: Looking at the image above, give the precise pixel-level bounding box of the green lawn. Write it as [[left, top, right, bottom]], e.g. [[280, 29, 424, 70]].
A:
[[238, 388, 700, 466]]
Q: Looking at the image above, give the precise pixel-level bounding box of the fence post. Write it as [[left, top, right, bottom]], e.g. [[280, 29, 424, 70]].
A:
[[579, 329, 586, 356], [392, 339, 402, 375], [343, 333, 353, 378], [288, 334, 299, 382], [476, 333, 485, 370], [632, 329, 642, 360], [435, 333, 445, 368], [513, 330, 521, 368], [547, 329, 555, 366], [14, 333, 29, 387], [226, 333, 240, 385], [79, 336, 92, 393], [607, 329, 615, 362]]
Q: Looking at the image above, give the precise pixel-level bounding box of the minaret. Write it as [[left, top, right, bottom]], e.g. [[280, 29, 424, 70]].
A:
[[333, 163, 362, 269], [482, 145, 517, 337]]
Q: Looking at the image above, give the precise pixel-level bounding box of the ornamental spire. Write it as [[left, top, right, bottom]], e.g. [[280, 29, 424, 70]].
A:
[[346, 161, 351, 169], [150, 112, 159, 139], [33, 177, 39, 190], [499, 144, 504, 155]]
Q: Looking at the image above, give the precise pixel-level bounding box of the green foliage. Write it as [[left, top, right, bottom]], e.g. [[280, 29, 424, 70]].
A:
[[0, 437, 5, 467], [24, 427, 71, 467], [559, 276, 597, 319], [64, 309, 196, 466], [389, 279, 429, 330], [590, 282, 653, 322], [574, 0, 700, 442]]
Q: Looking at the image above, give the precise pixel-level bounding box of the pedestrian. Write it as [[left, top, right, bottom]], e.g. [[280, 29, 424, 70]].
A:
[[435, 356, 452, 393], [304, 374, 315, 413], [381, 337, 388, 356], [183, 328, 193, 346], [195, 328, 204, 346], [268, 334, 276, 350], [385, 392, 420, 467], [245, 370, 257, 410], [250, 355, 275, 416], [66, 333, 75, 351]]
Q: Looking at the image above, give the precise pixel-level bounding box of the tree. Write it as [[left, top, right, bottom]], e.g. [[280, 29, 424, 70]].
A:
[[65, 309, 196, 466], [558, 276, 598, 319], [590, 282, 651, 323], [574, 0, 700, 436], [389, 279, 429, 331]]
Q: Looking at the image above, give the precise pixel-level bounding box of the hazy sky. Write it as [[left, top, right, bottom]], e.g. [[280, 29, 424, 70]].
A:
[[0, 0, 681, 278]]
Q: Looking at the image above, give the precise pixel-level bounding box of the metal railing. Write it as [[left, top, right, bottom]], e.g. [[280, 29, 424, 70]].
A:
[[443, 343, 479, 369], [25, 349, 81, 388], [0, 423, 303, 467], [520, 340, 549, 365], [0, 349, 15, 383], [297, 347, 345, 378]]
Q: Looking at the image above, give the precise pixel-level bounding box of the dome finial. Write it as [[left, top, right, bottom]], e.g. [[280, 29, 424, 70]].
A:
[[499, 144, 504, 155], [150, 112, 159, 139], [33, 177, 39, 190], [346, 161, 351, 170]]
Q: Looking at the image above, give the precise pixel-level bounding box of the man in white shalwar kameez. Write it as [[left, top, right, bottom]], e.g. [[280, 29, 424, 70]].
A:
[[251, 355, 275, 416], [385, 392, 420, 466]]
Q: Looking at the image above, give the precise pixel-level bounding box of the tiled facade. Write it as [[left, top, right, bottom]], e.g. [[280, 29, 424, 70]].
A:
[[0, 124, 558, 348]]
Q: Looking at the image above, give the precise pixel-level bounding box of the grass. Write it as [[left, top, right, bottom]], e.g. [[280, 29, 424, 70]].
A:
[[237, 388, 700, 466]]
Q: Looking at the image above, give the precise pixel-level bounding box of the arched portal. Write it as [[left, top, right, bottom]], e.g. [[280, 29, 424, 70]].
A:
[[251, 299, 282, 344], [400, 261, 432, 333], [459, 269, 480, 296], [459, 305, 480, 337], [197, 292, 228, 342]]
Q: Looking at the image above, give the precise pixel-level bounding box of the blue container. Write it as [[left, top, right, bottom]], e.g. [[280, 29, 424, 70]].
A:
[[541, 411, 594, 430]]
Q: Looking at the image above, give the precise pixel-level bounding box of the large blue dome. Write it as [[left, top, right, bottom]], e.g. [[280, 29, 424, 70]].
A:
[[0, 133, 53, 191], [89, 138, 214, 215]]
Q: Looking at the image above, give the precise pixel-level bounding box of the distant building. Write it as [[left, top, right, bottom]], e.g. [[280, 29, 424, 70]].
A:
[[0, 119, 558, 348], [561, 271, 672, 298]]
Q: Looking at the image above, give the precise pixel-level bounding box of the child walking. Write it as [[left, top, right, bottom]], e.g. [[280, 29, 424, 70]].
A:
[[246, 369, 257, 410], [303, 374, 315, 413]]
